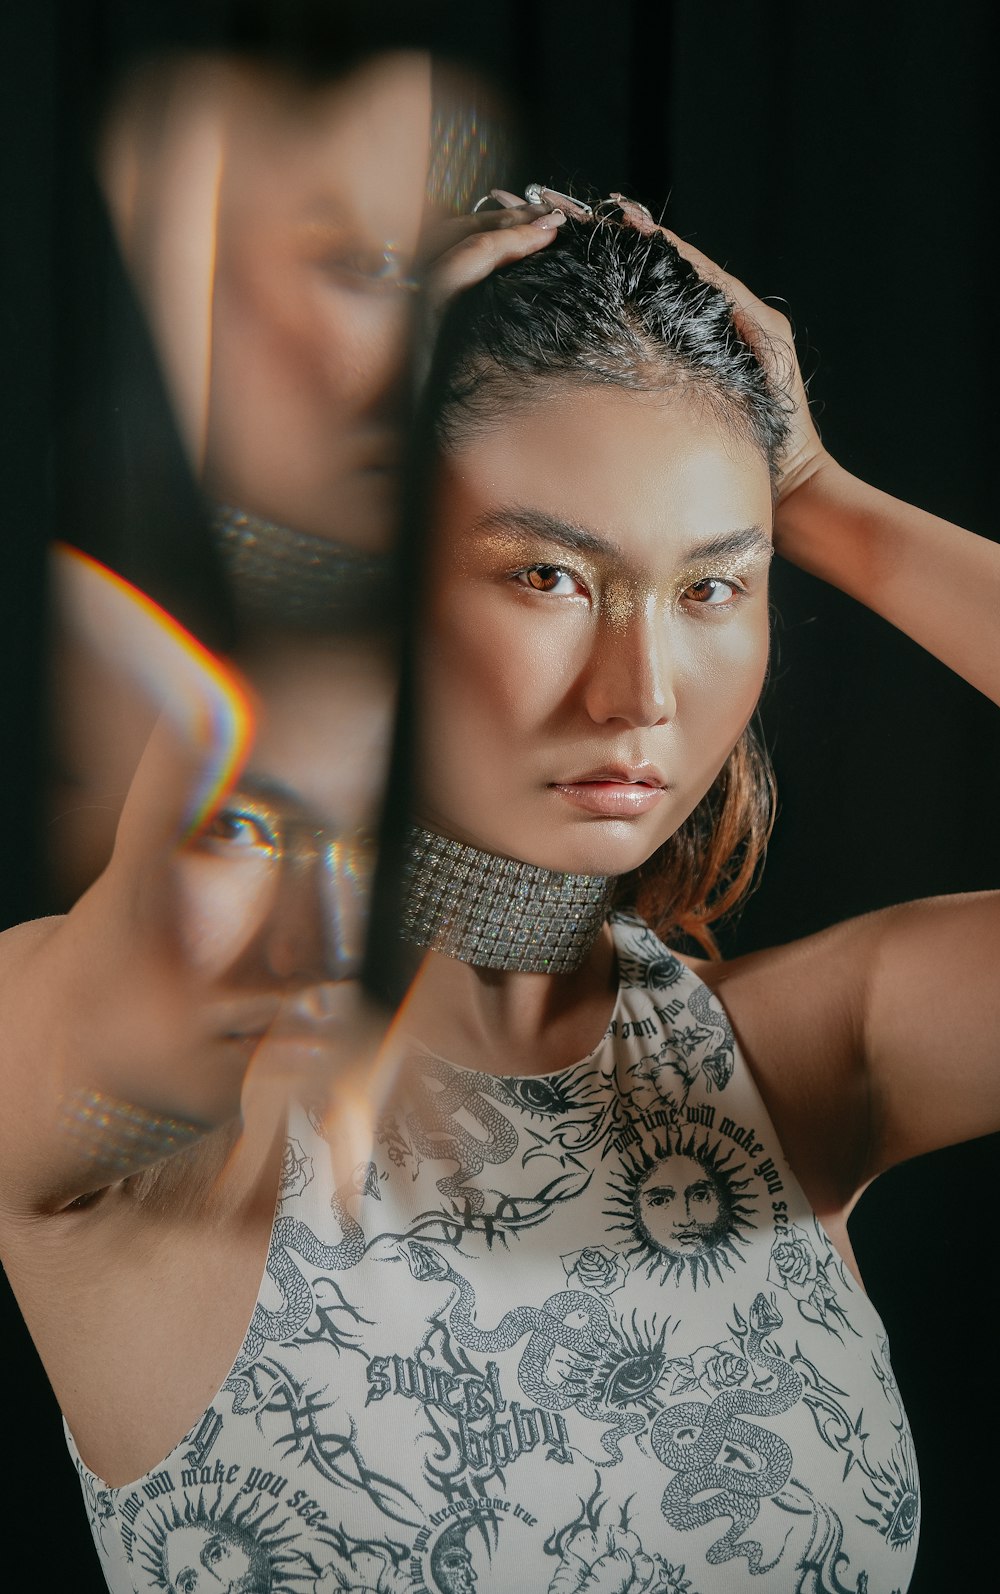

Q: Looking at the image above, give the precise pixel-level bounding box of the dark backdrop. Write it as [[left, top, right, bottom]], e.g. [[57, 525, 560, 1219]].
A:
[[2, 3, 995, 1587]]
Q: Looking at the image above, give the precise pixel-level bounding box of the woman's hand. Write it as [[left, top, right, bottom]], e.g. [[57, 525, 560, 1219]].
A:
[[612, 196, 832, 506], [413, 190, 567, 385]]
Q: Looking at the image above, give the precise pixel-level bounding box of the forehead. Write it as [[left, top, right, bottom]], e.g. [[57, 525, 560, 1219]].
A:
[[439, 386, 773, 564], [219, 54, 432, 251]]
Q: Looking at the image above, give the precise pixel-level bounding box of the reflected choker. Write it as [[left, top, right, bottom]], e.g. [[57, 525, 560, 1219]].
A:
[[401, 827, 615, 973]]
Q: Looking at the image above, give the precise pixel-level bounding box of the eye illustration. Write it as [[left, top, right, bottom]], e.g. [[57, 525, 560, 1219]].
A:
[[602, 1349, 665, 1407], [500, 1074, 577, 1116], [884, 1488, 919, 1547]]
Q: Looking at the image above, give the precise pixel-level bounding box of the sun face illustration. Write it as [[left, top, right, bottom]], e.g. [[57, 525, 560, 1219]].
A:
[[605, 1129, 757, 1287], [138, 1487, 308, 1593]]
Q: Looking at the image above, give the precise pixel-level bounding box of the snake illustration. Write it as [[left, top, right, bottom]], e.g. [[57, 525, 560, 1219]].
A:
[[231, 1162, 374, 1377], [650, 1292, 804, 1571], [405, 1055, 519, 1212], [402, 1240, 661, 1462]]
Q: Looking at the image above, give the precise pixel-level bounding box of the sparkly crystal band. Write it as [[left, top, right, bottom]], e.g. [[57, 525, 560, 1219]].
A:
[[400, 828, 614, 973]]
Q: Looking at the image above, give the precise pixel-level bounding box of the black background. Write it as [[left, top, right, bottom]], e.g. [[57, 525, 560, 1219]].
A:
[[1, 2, 996, 1587]]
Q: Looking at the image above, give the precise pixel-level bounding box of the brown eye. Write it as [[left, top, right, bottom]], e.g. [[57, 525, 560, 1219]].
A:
[[517, 564, 581, 595], [199, 807, 279, 857], [684, 577, 737, 606]]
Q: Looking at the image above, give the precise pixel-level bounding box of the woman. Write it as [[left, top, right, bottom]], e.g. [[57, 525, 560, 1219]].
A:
[[11, 205, 998, 1592]]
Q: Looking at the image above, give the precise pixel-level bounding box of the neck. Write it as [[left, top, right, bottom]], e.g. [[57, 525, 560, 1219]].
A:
[[401, 925, 618, 1077]]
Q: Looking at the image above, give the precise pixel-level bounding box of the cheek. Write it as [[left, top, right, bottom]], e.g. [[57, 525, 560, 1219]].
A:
[[214, 253, 409, 416], [686, 609, 770, 737], [423, 594, 577, 731], [174, 856, 276, 976]]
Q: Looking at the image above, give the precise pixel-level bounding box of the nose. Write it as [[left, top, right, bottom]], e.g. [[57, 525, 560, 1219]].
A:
[[261, 850, 333, 984], [582, 597, 676, 728]]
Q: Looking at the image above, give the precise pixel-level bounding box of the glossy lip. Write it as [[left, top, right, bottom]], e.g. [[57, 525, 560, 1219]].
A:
[[559, 762, 667, 788], [549, 762, 669, 818]]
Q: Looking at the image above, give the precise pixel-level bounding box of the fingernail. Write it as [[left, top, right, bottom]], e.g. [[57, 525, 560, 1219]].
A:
[[490, 188, 526, 209], [531, 209, 566, 228], [610, 192, 653, 218]]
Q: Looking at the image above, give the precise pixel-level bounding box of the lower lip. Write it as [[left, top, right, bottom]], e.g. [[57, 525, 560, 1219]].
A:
[[550, 781, 667, 817]]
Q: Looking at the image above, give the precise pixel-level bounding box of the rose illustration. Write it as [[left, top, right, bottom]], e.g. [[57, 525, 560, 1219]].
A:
[[280, 1137, 314, 1198], [768, 1227, 819, 1297], [549, 1523, 692, 1594], [314, 1546, 409, 1594], [561, 1245, 628, 1296], [685, 1339, 756, 1398], [702, 1352, 751, 1390]]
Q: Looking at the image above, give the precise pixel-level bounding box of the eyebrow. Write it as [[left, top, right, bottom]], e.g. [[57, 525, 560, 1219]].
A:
[[472, 508, 772, 567], [473, 508, 622, 560]]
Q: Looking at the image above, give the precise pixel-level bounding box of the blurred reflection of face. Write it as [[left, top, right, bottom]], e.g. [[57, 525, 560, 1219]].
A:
[[418, 385, 774, 878], [174, 639, 393, 1039], [204, 54, 431, 549]]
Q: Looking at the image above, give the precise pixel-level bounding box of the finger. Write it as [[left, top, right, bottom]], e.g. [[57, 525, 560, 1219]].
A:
[[422, 204, 552, 263], [427, 211, 566, 306], [485, 188, 530, 209], [651, 224, 771, 328]]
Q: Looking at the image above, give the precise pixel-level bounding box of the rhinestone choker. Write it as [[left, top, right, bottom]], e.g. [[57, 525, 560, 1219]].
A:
[[212, 505, 394, 631], [400, 827, 615, 973]]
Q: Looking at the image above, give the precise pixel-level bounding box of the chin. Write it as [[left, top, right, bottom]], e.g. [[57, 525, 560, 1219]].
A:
[[497, 820, 666, 881]]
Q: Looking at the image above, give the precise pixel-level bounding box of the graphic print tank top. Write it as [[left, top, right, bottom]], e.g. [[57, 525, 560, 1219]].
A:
[[66, 915, 919, 1593]]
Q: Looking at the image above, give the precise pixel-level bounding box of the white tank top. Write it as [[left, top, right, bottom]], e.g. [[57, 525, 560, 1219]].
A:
[[66, 914, 919, 1593]]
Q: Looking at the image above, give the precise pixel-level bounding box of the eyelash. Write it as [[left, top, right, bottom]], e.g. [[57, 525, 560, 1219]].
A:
[[512, 565, 748, 609], [319, 244, 417, 294], [198, 806, 279, 856]]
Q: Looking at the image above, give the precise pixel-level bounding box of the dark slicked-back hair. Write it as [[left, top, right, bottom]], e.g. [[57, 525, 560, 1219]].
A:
[[431, 215, 790, 478], [424, 214, 790, 954]]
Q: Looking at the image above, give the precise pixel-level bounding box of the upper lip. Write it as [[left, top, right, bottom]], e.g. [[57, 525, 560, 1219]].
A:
[[553, 762, 668, 788]]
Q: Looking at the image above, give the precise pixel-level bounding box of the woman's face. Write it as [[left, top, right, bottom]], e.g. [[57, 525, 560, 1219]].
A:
[[418, 384, 774, 878], [203, 54, 432, 550]]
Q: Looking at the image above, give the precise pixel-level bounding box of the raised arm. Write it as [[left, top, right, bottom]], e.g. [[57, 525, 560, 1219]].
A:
[[631, 208, 1000, 1196]]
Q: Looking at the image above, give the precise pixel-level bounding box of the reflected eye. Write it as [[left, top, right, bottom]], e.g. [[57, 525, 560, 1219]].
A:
[[683, 577, 740, 606], [198, 807, 279, 859], [515, 565, 583, 596], [320, 242, 417, 293]]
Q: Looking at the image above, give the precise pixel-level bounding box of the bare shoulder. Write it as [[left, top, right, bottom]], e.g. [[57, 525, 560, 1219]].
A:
[[675, 887, 1000, 1204]]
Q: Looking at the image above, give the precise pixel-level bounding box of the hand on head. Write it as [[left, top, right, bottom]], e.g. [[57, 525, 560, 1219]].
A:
[[611, 193, 830, 502]]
